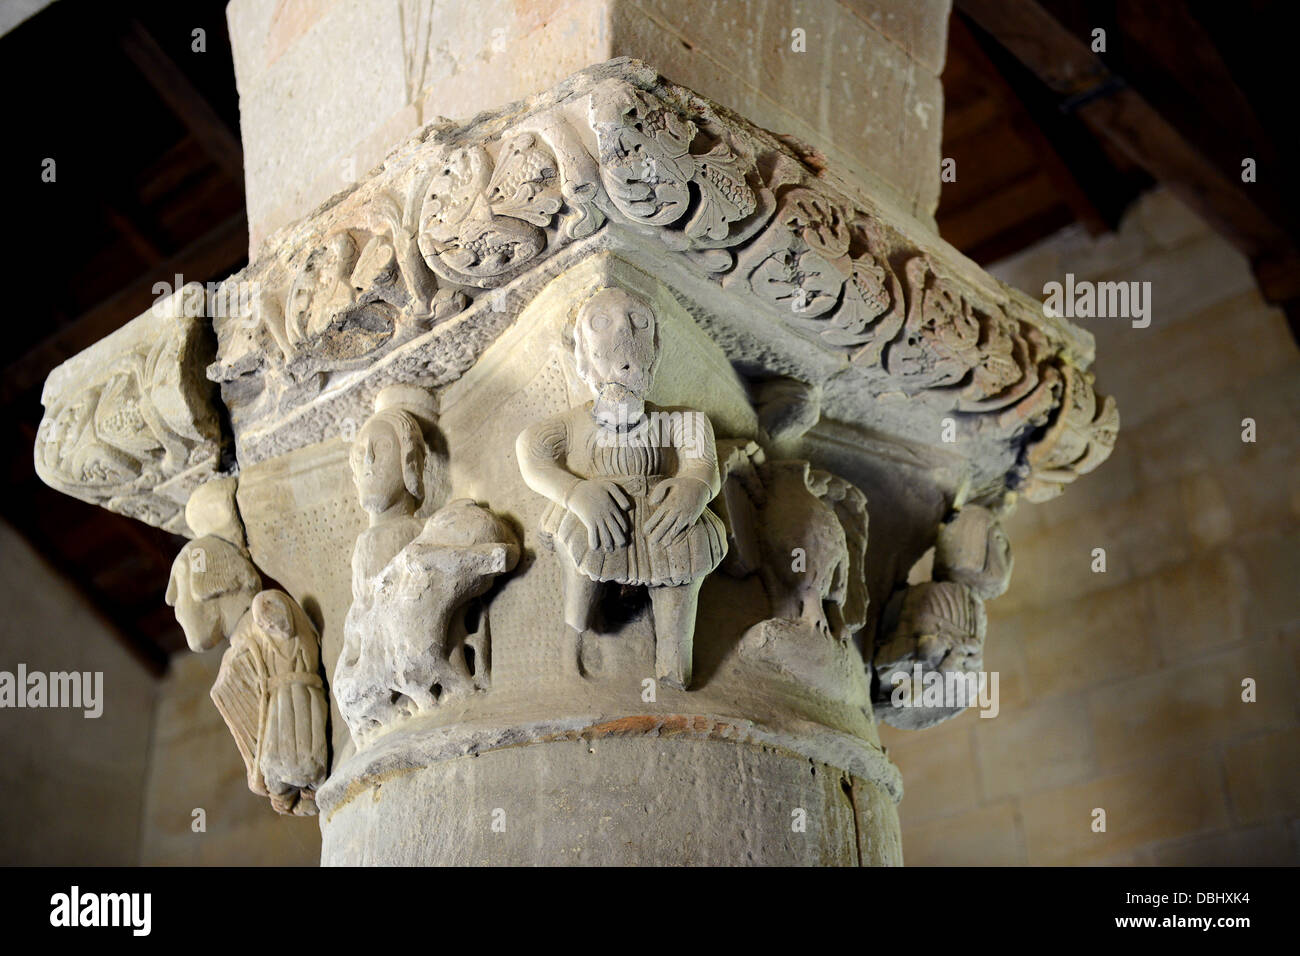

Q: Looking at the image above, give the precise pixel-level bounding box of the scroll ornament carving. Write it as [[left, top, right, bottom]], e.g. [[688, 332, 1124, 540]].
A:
[[872, 505, 1011, 729], [335, 386, 519, 743], [516, 286, 726, 689], [214, 183, 468, 420], [590, 84, 774, 254], [731, 188, 905, 356], [34, 285, 223, 535], [165, 477, 329, 814], [1017, 363, 1119, 502], [880, 257, 1053, 421], [419, 140, 550, 283], [210, 71, 1103, 469]]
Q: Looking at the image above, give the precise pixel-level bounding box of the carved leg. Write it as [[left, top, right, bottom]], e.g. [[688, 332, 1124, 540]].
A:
[[559, 550, 600, 676], [559, 549, 600, 632], [650, 581, 700, 690]]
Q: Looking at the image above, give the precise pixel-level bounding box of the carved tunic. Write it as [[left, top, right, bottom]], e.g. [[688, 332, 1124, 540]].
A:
[[212, 607, 328, 809], [528, 403, 726, 587], [258, 633, 329, 799]]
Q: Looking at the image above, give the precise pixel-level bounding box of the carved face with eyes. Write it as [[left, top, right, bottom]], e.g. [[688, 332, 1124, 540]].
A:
[[351, 416, 413, 516], [574, 288, 659, 402]]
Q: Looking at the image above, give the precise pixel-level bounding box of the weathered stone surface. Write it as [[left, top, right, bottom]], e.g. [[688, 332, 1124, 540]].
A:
[[163, 473, 331, 816], [34, 284, 225, 536], [212, 589, 330, 816], [227, 0, 951, 245], [321, 733, 901, 865], [36, 21, 1130, 866], [517, 283, 725, 689], [209, 60, 1104, 520], [336, 386, 518, 741]]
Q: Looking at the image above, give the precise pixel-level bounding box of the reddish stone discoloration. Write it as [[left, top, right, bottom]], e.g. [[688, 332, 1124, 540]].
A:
[[579, 714, 731, 739]]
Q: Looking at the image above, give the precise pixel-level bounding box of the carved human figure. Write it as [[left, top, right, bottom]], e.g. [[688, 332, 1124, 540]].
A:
[[211, 589, 329, 815], [349, 386, 433, 583], [165, 477, 262, 652], [335, 387, 518, 741], [873, 504, 1009, 728], [165, 478, 329, 813], [933, 504, 1012, 600], [878, 581, 987, 675], [516, 287, 726, 689]]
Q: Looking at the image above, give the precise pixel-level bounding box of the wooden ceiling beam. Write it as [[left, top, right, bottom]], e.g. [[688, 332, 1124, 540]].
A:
[[948, 15, 1108, 236], [120, 19, 244, 184], [940, 170, 1065, 254], [956, 0, 1300, 344], [0, 211, 247, 405]]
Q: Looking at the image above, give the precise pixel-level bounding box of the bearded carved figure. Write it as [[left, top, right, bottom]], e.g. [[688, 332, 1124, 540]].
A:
[[515, 287, 727, 689]]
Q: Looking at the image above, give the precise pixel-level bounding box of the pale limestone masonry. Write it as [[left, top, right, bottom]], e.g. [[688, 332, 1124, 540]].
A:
[[0, 521, 157, 865], [881, 189, 1300, 865], [228, 0, 950, 250], [37, 3, 1124, 865]]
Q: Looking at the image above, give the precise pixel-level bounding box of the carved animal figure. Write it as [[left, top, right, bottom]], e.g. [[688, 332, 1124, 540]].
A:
[[715, 443, 869, 643]]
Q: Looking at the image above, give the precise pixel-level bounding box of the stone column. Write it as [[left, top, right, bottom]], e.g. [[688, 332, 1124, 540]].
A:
[[33, 4, 1117, 865]]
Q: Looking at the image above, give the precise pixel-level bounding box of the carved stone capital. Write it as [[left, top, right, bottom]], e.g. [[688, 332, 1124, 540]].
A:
[[34, 59, 1118, 866], [35, 284, 226, 535]]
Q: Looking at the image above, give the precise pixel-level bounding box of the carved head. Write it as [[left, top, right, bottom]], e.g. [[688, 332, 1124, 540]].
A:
[[351, 410, 424, 515], [251, 589, 295, 640], [165, 535, 262, 652], [185, 476, 245, 548], [934, 506, 1012, 600], [573, 287, 660, 403], [350, 387, 437, 516]]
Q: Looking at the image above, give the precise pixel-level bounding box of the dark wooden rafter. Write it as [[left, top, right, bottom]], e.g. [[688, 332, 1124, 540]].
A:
[[956, 0, 1300, 344], [948, 15, 1109, 237], [120, 19, 244, 184], [1, 1, 248, 680], [0, 211, 247, 406]]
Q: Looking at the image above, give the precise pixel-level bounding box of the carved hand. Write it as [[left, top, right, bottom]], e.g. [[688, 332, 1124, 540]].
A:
[[645, 477, 710, 546], [566, 479, 632, 552]]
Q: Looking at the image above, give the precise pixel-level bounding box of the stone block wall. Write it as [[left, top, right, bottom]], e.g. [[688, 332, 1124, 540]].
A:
[[0, 521, 156, 864], [879, 189, 1300, 865], [140, 649, 321, 865]]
